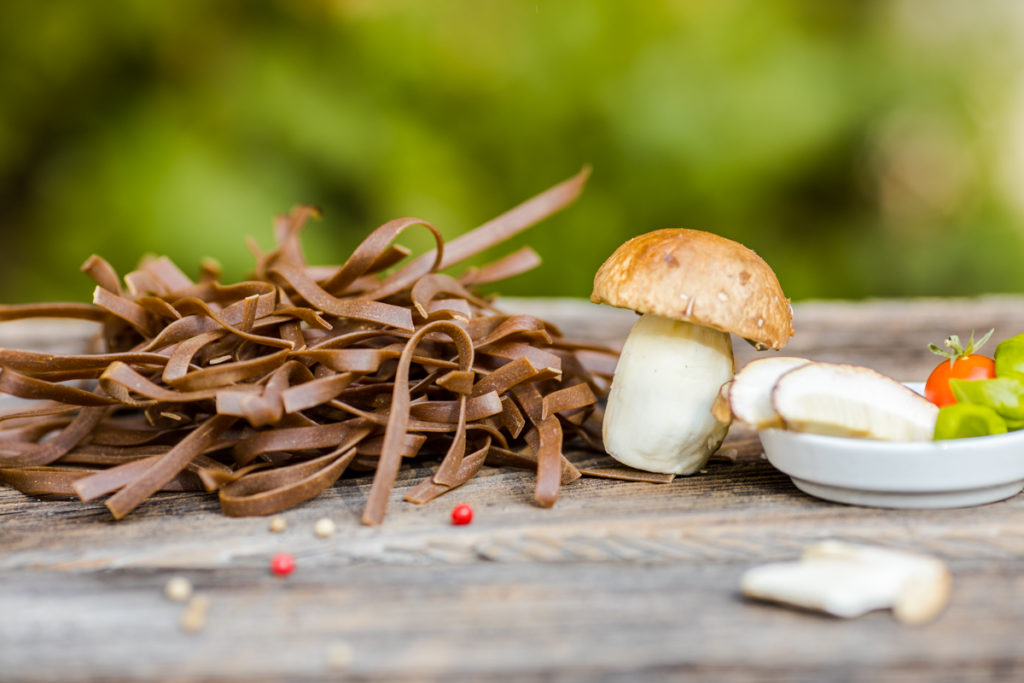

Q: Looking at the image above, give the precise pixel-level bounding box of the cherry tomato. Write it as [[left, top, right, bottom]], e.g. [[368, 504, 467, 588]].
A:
[[924, 330, 996, 407], [925, 356, 995, 406]]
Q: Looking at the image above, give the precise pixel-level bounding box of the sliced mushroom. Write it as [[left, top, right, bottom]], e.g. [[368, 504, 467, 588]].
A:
[[741, 540, 951, 624], [772, 362, 938, 441], [803, 540, 953, 625], [728, 356, 811, 429]]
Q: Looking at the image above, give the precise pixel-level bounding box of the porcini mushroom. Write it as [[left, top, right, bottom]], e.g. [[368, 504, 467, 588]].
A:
[[591, 229, 793, 474]]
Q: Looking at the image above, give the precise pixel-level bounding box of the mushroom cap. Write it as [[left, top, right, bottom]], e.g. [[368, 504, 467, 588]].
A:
[[590, 228, 793, 350]]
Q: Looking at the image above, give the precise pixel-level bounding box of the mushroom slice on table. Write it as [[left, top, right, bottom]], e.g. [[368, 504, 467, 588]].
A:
[[590, 228, 793, 474], [741, 540, 952, 624]]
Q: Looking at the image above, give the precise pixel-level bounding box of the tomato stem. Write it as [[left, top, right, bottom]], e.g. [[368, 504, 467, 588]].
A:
[[928, 328, 994, 365]]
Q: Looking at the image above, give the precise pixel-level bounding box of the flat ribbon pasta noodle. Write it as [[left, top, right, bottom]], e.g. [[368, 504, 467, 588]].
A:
[[0, 168, 657, 524]]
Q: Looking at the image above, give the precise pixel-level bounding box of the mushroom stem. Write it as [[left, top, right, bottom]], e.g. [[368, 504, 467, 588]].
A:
[[603, 313, 733, 474]]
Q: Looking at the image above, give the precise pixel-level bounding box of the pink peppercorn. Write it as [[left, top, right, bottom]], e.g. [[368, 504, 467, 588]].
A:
[[451, 503, 473, 525], [270, 553, 296, 576]]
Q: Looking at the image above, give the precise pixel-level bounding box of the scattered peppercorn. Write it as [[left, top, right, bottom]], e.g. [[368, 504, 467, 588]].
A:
[[326, 640, 355, 670], [164, 576, 193, 602], [270, 553, 296, 576], [314, 518, 336, 538], [180, 595, 210, 633], [268, 516, 287, 533], [451, 503, 473, 525]]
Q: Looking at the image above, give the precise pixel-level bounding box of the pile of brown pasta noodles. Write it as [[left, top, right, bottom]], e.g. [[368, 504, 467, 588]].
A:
[[0, 169, 647, 524]]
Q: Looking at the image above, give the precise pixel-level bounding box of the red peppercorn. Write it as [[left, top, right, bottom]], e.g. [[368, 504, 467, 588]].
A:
[[451, 503, 473, 525], [270, 552, 296, 576]]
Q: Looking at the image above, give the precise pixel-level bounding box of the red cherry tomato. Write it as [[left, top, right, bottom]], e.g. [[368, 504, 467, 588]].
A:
[[450, 503, 473, 525], [924, 330, 996, 407], [925, 355, 995, 407]]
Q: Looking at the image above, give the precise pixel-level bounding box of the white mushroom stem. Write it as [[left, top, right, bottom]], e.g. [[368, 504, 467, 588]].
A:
[[603, 313, 733, 474]]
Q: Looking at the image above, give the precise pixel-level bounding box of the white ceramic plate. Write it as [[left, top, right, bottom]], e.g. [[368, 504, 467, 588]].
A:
[[759, 383, 1024, 509]]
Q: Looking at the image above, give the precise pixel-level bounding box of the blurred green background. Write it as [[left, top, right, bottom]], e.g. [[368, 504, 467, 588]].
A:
[[2, 0, 1024, 304]]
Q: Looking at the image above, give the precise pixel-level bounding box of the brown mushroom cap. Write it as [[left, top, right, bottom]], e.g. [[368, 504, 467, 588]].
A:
[[590, 228, 793, 350]]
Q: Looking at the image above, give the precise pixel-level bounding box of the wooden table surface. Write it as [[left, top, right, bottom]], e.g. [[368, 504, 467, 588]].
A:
[[5, 296, 1024, 682]]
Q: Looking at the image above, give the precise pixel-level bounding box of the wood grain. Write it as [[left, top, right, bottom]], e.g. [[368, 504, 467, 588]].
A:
[[503, 294, 1024, 380], [4, 297, 1024, 681]]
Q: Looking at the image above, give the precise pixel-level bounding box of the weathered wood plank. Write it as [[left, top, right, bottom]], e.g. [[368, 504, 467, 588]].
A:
[[4, 297, 1024, 681], [3, 560, 1023, 682], [503, 294, 1024, 379], [6, 432, 1024, 571]]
